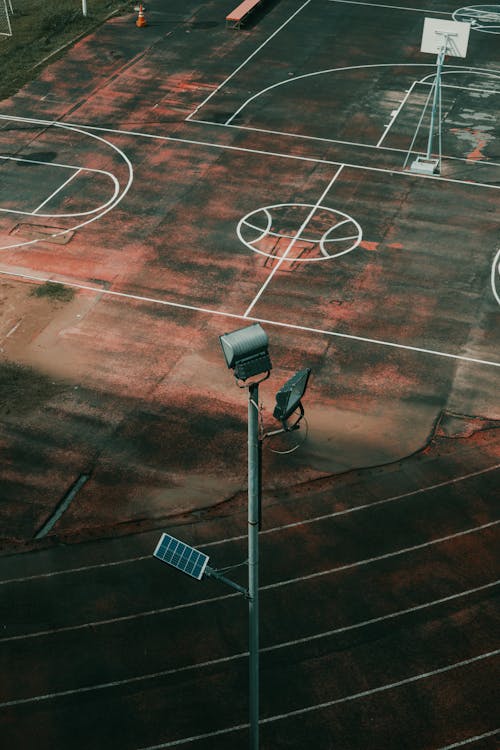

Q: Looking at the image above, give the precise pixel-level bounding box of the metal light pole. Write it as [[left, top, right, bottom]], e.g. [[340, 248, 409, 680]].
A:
[[247, 382, 260, 750], [82, 0, 87, 17], [155, 326, 311, 749]]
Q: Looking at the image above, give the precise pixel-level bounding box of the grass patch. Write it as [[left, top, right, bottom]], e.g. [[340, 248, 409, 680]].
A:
[[31, 281, 75, 302], [0, 0, 129, 102]]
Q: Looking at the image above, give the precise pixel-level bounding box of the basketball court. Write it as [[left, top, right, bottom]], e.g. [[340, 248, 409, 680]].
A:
[[0, 1, 498, 748]]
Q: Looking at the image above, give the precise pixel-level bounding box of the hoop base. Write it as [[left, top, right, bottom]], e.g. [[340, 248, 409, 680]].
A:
[[410, 157, 440, 175]]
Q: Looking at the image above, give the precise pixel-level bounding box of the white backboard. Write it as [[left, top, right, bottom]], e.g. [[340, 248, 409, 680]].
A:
[[420, 17, 471, 57]]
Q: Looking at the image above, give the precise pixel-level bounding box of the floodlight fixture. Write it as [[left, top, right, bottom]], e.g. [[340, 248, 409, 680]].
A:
[[273, 368, 311, 429], [219, 323, 272, 382]]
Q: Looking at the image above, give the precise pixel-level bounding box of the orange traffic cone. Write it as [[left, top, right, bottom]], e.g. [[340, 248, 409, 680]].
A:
[[136, 4, 147, 27]]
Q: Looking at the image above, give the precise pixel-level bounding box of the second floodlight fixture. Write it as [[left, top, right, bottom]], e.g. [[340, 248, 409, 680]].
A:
[[273, 368, 311, 430], [219, 323, 272, 382]]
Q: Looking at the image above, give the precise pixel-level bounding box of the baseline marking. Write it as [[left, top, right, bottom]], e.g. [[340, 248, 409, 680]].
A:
[[0, 268, 499, 367], [5, 112, 500, 193], [329, 0, 453, 14]]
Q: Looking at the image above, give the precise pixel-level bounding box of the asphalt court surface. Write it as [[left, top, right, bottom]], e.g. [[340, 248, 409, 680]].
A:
[[0, 1, 499, 749]]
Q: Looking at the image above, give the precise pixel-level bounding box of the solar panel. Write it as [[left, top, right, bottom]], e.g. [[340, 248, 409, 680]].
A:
[[153, 533, 209, 580]]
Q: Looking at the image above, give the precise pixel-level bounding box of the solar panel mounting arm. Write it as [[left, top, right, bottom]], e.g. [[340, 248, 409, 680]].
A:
[[205, 565, 250, 598]]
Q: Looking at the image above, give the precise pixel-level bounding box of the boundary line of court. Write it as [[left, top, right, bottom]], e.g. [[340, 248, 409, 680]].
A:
[[134, 649, 500, 748], [328, 0, 452, 15], [0, 579, 496, 707], [1, 461, 498, 586], [3, 113, 499, 194], [186, 0, 313, 121], [0, 267, 498, 367], [1, 519, 497, 642]]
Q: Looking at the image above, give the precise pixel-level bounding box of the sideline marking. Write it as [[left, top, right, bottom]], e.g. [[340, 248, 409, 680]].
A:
[[186, 0, 313, 120], [1, 462, 498, 586], [134, 649, 500, 748], [1, 579, 497, 707], [1, 519, 497, 641], [243, 165, 344, 316], [0, 268, 499, 367]]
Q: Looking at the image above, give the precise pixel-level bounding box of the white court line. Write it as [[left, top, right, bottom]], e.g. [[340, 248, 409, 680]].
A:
[[135, 649, 500, 748], [0, 115, 132, 249], [329, 0, 452, 15], [2, 519, 497, 642], [2, 267, 499, 368], [1, 579, 496, 708], [378, 75, 500, 148], [32, 169, 81, 215], [2, 461, 498, 586], [491, 248, 500, 306], [243, 165, 344, 317], [377, 81, 417, 148], [223, 61, 500, 135], [435, 728, 500, 749], [4, 111, 500, 194], [224, 62, 433, 126], [186, 0, 313, 120]]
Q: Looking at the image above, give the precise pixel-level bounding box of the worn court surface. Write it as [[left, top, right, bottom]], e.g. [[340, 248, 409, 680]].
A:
[[0, 1, 499, 748]]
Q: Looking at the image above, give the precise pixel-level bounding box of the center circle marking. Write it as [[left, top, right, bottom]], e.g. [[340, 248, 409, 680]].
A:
[[453, 5, 500, 33], [237, 203, 362, 262]]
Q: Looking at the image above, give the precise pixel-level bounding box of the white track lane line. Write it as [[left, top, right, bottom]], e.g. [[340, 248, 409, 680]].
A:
[[2, 579, 495, 708], [2, 583, 497, 708], [1, 520, 497, 643], [1, 462, 498, 586], [134, 649, 500, 748], [243, 165, 344, 317], [434, 728, 500, 749]]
